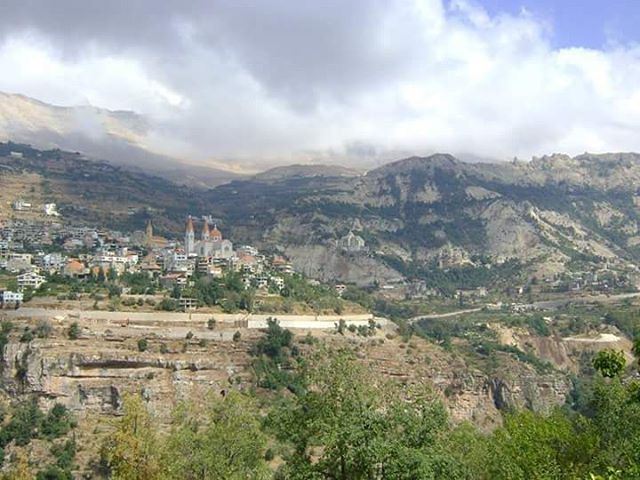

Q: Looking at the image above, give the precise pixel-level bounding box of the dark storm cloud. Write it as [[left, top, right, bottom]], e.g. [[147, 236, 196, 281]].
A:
[[0, 0, 421, 111]]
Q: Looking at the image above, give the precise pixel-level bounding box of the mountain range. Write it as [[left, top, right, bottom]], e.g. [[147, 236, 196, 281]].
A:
[[207, 152, 640, 285], [3, 141, 640, 288]]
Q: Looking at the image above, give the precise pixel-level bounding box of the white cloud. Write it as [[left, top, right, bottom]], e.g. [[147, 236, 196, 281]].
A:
[[1, 0, 640, 168]]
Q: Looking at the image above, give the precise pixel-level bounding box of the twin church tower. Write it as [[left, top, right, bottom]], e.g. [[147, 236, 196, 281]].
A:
[[184, 216, 234, 259]]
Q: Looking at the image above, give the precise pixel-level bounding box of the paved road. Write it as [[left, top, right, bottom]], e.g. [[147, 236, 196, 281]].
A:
[[1, 307, 379, 330]]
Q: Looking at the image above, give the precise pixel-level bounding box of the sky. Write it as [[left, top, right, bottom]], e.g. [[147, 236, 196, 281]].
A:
[[1, 0, 640, 168]]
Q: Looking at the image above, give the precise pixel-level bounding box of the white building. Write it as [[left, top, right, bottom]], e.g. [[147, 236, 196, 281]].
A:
[[1, 291, 23, 305], [337, 231, 365, 252], [164, 250, 190, 273], [185, 217, 234, 259], [237, 245, 259, 257], [12, 199, 32, 211], [44, 203, 60, 216], [270, 276, 285, 290], [92, 248, 139, 275], [17, 271, 46, 290], [37, 252, 66, 272], [0, 240, 9, 257]]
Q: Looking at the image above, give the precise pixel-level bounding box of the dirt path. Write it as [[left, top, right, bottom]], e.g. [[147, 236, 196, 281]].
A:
[[408, 308, 482, 324]]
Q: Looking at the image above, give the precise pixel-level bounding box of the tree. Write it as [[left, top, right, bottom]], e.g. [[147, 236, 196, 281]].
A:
[[102, 394, 160, 480], [108, 284, 122, 299], [97, 267, 106, 283], [268, 351, 456, 479], [250, 319, 299, 390], [473, 409, 598, 479], [252, 319, 292, 363], [35, 465, 72, 480], [593, 349, 626, 378], [2, 450, 34, 480], [107, 267, 118, 282], [67, 323, 80, 340], [160, 392, 269, 479], [633, 337, 640, 365], [41, 404, 75, 440], [157, 298, 178, 311], [587, 378, 640, 474], [137, 338, 148, 352]]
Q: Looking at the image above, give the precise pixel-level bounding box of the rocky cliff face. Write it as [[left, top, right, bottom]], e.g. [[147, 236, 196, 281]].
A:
[[207, 152, 640, 284], [0, 315, 573, 459]]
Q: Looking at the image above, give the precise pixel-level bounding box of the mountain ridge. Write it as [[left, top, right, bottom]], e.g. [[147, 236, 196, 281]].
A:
[[3, 141, 640, 288], [0, 92, 244, 188]]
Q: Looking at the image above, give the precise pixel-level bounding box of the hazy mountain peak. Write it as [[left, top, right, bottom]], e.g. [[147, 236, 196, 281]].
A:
[[0, 92, 243, 188], [370, 153, 461, 176]]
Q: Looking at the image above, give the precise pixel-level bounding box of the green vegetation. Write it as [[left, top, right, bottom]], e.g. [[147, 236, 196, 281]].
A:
[[102, 393, 269, 480], [0, 400, 76, 478], [137, 338, 148, 352], [250, 319, 302, 392], [381, 257, 524, 296], [267, 352, 455, 479], [100, 347, 640, 479], [67, 322, 80, 340], [593, 349, 626, 378]]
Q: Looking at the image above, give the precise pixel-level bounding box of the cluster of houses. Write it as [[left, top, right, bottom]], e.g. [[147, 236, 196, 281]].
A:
[[543, 268, 634, 293], [0, 215, 297, 308]]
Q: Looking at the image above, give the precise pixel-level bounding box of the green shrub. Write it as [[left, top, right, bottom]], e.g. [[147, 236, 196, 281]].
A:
[[35, 320, 53, 338], [137, 338, 148, 352], [41, 404, 75, 440], [51, 438, 76, 470], [36, 465, 72, 480], [158, 298, 178, 311], [67, 322, 80, 340], [19, 328, 34, 343]]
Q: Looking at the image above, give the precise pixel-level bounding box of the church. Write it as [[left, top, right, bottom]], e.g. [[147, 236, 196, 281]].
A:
[[185, 216, 234, 259]]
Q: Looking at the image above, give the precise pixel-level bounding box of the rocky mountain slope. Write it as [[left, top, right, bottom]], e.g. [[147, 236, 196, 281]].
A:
[[3, 141, 640, 287], [206, 152, 640, 285]]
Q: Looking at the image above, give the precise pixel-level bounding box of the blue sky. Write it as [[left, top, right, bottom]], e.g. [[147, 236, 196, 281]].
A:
[[481, 0, 640, 48]]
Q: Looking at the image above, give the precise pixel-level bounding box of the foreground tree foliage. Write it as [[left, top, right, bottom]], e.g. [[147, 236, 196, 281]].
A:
[[103, 392, 268, 480], [267, 352, 459, 479], [101, 345, 640, 479], [102, 394, 160, 480], [160, 391, 269, 479]]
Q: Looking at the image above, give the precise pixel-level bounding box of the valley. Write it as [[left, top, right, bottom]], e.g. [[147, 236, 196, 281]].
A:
[[1, 142, 640, 477]]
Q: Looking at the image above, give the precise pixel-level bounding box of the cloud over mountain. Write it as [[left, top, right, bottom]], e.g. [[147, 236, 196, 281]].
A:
[[1, 0, 640, 167]]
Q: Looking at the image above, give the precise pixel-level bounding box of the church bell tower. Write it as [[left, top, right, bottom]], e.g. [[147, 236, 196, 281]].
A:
[[185, 216, 195, 254]]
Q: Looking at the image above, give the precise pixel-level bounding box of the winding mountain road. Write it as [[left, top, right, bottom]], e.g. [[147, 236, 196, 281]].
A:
[[408, 291, 640, 325]]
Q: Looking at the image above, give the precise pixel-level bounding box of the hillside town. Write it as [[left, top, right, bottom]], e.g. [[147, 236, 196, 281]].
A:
[[0, 213, 302, 310]]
